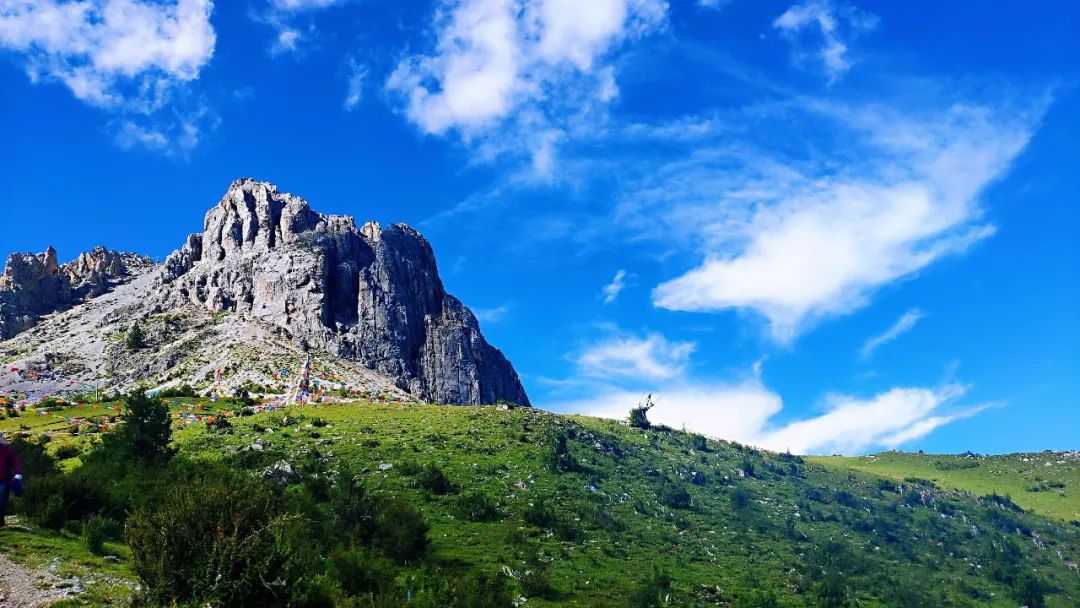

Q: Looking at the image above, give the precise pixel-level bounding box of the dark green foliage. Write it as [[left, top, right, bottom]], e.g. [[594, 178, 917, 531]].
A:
[[629, 394, 656, 430], [373, 499, 430, 563], [548, 432, 584, 473], [207, 415, 233, 434], [156, 384, 198, 398], [730, 485, 752, 510], [104, 391, 174, 463], [658, 482, 691, 509], [523, 500, 556, 528], [1014, 571, 1046, 608], [125, 472, 304, 607], [689, 434, 708, 452], [627, 568, 672, 607], [330, 547, 396, 597], [417, 464, 457, 495], [125, 321, 145, 349], [82, 514, 119, 555], [455, 491, 502, 522], [519, 561, 557, 599]]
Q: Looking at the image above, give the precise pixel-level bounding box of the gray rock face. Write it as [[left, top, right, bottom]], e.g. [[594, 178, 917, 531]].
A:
[[153, 178, 529, 406], [0, 246, 151, 339]]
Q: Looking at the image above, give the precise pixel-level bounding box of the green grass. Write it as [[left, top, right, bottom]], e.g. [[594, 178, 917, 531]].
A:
[[4, 399, 1080, 607], [811, 451, 1080, 522], [0, 520, 136, 607]]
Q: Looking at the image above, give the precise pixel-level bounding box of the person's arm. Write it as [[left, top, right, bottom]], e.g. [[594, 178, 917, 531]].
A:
[[10, 449, 21, 478]]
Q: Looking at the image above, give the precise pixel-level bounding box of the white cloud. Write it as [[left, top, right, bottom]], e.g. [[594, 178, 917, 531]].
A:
[[556, 376, 983, 455], [773, 0, 877, 82], [562, 379, 784, 442], [756, 384, 970, 454], [271, 26, 301, 55], [577, 332, 694, 381], [473, 304, 511, 323], [270, 0, 345, 10], [0, 0, 216, 154], [343, 59, 366, 111], [386, 0, 667, 169], [860, 308, 924, 358], [649, 100, 1041, 342], [111, 102, 212, 156], [0, 0, 216, 109], [602, 269, 628, 304]]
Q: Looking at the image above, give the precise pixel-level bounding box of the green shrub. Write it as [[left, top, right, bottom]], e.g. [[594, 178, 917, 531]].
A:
[[689, 434, 708, 451], [455, 491, 502, 522], [373, 499, 429, 563], [519, 562, 557, 599], [126, 321, 145, 349], [548, 433, 583, 473], [82, 514, 114, 555], [627, 567, 673, 607], [330, 547, 396, 597], [103, 391, 173, 464], [417, 465, 457, 495], [658, 483, 691, 509], [522, 500, 556, 528], [157, 384, 197, 398], [125, 472, 307, 607], [53, 444, 81, 461], [730, 486, 752, 510]]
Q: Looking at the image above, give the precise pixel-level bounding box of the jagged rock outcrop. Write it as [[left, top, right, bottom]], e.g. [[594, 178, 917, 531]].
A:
[[0, 246, 151, 339], [152, 178, 529, 406]]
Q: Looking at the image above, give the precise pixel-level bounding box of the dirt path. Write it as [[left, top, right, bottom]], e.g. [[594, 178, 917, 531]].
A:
[[0, 549, 76, 608]]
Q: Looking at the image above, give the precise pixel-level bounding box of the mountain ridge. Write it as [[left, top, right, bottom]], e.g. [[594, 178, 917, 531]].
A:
[[0, 179, 528, 406]]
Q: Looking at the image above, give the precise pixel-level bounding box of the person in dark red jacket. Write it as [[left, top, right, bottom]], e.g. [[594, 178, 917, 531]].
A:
[[0, 431, 23, 527]]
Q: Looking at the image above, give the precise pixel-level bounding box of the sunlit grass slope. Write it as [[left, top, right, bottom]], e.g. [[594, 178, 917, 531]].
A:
[[2, 400, 1079, 607], [811, 451, 1080, 522]]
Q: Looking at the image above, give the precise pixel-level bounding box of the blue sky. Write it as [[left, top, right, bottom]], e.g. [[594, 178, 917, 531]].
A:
[[1, 0, 1077, 455]]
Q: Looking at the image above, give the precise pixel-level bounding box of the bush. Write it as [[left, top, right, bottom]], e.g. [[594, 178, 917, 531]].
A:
[[82, 514, 116, 555], [548, 433, 583, 473], [627, 568, 673, 607], [156, 385, 198, 398], [522, 500, 556, 528], [455, 491, 502, 522], [125, 472, 307, 607], [519, 562, 557, 599], [104, 391, 173, 464], [690, 434, 708, 451], [53, 444, 81, 461], [373, 499, 429, 563], [658, 483, 691, 509], [126, 321, 145, 349], [417, 465, 457, 495], [330, 547, 396, 597]]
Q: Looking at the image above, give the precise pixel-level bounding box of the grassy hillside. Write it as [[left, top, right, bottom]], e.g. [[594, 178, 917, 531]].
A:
[[811, 452, 1080, 522], [2, 398, 1079, 607]]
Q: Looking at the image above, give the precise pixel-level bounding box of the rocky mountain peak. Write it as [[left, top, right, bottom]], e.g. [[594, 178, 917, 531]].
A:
[[156, 179, 527, 406], [0, 246, 151, 339], [0, 179, 529, 407]]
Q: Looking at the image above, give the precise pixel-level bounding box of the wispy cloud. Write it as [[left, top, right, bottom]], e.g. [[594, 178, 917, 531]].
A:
[[555, 373, 986, 455], [0, 0, 217, 154], [773, 0, 878, 82], [343, 59, 366, 111], [473, 304, 511, 324], [647, 97, 1043, 342], [576, 331, 695, 381], [602, 269, 628, 304], [252, 0, 350, 56], [860, 308, 925, 358], [386, 0, 667, 172]]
